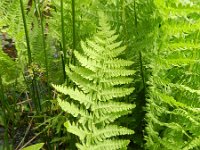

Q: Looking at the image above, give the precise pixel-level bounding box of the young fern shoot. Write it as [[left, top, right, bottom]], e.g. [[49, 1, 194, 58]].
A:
[[53, 14, 135, 150]]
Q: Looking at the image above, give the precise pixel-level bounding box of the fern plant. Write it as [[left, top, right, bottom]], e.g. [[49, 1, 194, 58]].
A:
[[53, 13, 135, 150], [145, 0, 200, 149]]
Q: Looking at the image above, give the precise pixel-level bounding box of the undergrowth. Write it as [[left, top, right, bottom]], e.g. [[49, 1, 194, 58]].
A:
[[0, 0, 200, 150]]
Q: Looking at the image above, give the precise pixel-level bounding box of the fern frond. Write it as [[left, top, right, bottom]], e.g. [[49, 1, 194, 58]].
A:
[[104, 58, 134, 68], [94, 111, 132, 125], [95, 34, 120, 45], [74, 51, 100, 72], [80, 41, 103, 60], [76, 139, 130, 150], [183, 136, 200, 150], [66, 68, 98, 93], [69, 65, 95, 81], [86, 39, 105, 52], [170, 83, 200, 96], [64, 121, 88, 141], [99, 87, 134, 101], [92, 125, 134, 141], [52, 84, 93, 108], [53, 13, 135, 149], [103, 69, 135, 78], [145, 1, 200, 149], [100, 77, 133, 86], [92, 101, 135, 116], [107, 41, 123, 50], [57, 98, 91, 119]]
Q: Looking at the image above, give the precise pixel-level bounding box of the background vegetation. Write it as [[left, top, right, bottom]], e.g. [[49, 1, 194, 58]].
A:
[[0, 0, 200, 150]]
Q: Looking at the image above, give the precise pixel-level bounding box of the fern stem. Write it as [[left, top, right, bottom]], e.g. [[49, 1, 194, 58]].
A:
[[116, 0, 120, 31], [121, 0, 125, 27], [61, 0, 67, 81], [35, 77, 42, 110], [139, 52, 146, 92], [37, 0, 50, 97], [60, 42, 67, 83], [71, 0, 76, 65], [0, 75, 9, 149], [31, 79, 42, 112], [0, 75, 6, 113], [20, 0, 41, 112], [20, 0, 32, 65], [133, 0, 138, 35], [133, 0, 146, 91], [133, 1, 146, 148]]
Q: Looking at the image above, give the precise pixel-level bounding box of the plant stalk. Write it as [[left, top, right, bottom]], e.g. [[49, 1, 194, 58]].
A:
[[71, 0, 76, 65], [37, 0, 50, 97], [20, 0, 41, 112], [0, 75, 9, 149], [20, 0, 32, 65], [61, 0, 67, 81]]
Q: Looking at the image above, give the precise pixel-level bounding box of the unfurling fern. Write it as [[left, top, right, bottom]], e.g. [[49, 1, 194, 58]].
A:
[[53, 13, 135, 150], [145, 1, 200, 150]]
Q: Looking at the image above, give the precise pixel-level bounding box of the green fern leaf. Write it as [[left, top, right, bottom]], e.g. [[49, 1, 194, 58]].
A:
[[76, 139, 130, 150], [92, 125, 134, 141], [53, 13, 134, 149], [57, 97, 91, 119], [52, 84, 93, 108], [145, 1, 200, 149], [99, 87, 135, 101]]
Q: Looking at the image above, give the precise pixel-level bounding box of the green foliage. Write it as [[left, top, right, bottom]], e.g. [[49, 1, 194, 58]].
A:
[[145, 0, 200, 149], [53, 13, 135, 149], [117, 1, 158, 148], [2, 0, 200, 149], [0, 0, 29, 68], [0, 42, 18, 84], [0, 1, 24, 87]]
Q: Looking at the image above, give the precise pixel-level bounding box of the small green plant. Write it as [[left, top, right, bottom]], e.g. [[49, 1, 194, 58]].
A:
[[53, 13, 135, 149]]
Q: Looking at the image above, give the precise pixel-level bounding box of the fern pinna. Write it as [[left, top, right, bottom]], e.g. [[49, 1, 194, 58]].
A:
[[53, 14, 135, 150], [145, 1, 200, 150]]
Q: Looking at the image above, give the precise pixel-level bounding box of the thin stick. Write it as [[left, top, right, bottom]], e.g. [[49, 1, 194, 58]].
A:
[[18, 132, 42, 150], [17, 99, 32, 105], [15, 118, 33, 150]]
